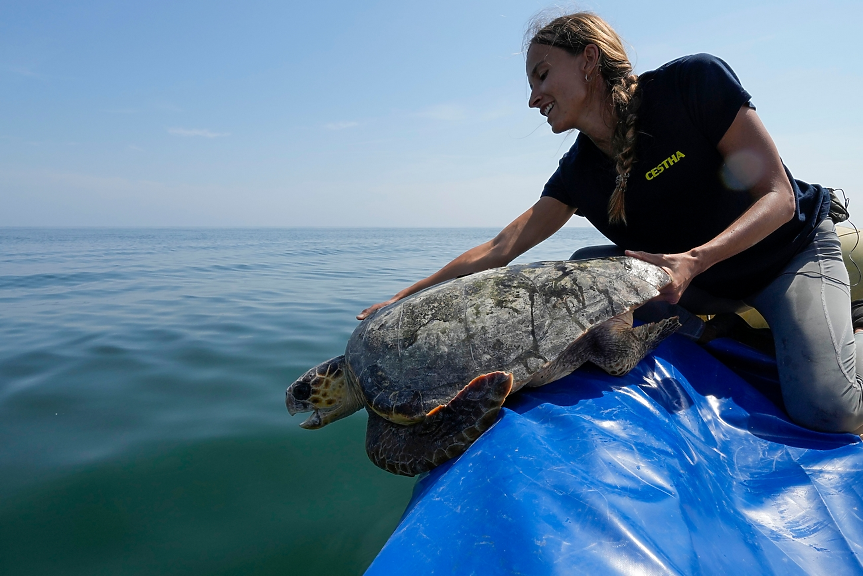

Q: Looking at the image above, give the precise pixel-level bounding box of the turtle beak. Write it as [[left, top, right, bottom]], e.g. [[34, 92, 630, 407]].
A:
[[300, 410, 324, 429], [285, 388, 326, 429], [285, 388, 308, 416]]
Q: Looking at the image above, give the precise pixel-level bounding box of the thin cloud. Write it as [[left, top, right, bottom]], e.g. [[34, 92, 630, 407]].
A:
[[417, 104, 467, 121], [168, 127, 230, 138], [324, 121, 359, 130], [2, 65, 41, 78]]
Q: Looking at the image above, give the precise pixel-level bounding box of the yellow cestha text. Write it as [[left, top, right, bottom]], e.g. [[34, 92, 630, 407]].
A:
[[645, 151, 686, 181]]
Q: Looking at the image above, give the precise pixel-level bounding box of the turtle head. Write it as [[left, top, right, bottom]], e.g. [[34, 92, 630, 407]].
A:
[[286, 355, 364, 429]]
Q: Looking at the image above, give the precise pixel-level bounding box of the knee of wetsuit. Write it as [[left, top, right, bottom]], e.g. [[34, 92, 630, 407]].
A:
[[785, 396, 863, 435]]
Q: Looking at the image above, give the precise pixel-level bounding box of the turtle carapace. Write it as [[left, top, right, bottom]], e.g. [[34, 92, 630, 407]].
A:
[[286, 257, 680, 476]]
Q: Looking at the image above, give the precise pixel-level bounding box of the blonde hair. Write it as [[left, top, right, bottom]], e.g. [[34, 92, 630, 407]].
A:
[[526, 12, 639, 225]]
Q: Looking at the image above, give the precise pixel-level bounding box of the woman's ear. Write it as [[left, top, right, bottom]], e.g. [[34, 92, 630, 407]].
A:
[[582, 44, 600, 75]]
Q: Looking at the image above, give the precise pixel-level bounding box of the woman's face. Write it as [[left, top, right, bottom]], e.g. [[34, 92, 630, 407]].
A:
[[526, 44, 590, 134]]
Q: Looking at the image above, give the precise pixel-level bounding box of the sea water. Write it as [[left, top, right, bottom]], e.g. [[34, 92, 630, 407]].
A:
[[0, 227, 604, 575]]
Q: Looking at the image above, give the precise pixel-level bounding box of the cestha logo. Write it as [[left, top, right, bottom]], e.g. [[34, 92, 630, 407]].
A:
[[645, 151, 686, 180]]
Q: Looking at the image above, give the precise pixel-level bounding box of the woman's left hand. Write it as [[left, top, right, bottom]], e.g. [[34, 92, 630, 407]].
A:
[[624, 249, 701, 305]]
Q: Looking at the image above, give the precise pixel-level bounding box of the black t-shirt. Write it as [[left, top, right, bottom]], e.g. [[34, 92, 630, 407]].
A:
[[541, 53, 829, 299]]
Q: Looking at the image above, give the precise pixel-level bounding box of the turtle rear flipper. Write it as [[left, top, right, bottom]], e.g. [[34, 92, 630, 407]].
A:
[[591, 315, 681, 375], [365, 371, 513, 476], [523, 314, 681, 388], [573, 315, 680, 376]]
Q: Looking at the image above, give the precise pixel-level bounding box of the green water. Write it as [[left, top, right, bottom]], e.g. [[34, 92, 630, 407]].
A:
[[1, 426, 408, 574], [0, 227, 602, 574]]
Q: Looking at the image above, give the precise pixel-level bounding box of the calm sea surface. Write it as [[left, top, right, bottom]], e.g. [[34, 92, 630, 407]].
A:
[[0, 227, 604, 575]]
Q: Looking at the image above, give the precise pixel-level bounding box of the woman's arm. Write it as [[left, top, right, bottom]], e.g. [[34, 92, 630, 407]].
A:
[[626, 105, 796, 303], [357, 196, 577, 319]]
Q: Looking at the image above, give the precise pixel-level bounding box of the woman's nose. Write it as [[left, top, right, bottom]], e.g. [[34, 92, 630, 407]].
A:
[[528, 87, 540, 108]]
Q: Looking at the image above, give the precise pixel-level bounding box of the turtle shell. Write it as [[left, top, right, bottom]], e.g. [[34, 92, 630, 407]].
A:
[[345, 257, 669, 423]]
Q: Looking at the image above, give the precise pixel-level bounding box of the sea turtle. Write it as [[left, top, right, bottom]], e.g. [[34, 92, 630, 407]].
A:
[[286, 257, 680, 476]]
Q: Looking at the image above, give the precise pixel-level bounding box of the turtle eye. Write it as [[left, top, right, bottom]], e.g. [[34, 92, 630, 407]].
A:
[[293, 380, 312, 401]]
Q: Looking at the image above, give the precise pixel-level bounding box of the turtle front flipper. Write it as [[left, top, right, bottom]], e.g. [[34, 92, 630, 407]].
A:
[[365, 371, 513, 476]]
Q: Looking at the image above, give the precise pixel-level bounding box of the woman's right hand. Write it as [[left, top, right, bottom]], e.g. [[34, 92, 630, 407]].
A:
[[357, 297, 400, 320]]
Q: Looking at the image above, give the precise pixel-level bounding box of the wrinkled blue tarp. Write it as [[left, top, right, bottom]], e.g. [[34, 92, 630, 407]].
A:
[[367, 335, 863, 575]]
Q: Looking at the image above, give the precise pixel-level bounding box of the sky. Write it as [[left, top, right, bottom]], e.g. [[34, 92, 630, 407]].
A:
[[1, 0, 861, 227]]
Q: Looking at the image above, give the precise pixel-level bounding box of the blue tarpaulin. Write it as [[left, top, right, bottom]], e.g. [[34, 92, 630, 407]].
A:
[[367, 335, 863, 575]]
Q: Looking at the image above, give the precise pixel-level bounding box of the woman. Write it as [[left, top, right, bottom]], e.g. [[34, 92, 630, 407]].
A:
[[357, 12, 863, 434]]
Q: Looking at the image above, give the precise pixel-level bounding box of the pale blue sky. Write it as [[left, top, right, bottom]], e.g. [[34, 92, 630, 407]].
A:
[[1, 0, 860, 227]]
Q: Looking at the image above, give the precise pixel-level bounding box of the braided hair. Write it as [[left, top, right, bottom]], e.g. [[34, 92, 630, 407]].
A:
[[526, 12, 640, 225]]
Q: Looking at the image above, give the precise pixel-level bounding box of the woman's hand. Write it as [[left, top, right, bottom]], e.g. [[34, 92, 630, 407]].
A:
[[357, 297, 400, 321], [624, 249, 701, 305]]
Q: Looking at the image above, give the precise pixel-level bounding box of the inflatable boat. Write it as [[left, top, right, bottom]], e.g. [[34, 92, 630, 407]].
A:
[[367, 227, 863, 575]]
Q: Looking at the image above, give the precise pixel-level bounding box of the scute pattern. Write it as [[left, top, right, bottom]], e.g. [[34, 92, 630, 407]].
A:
[[345, 257, 669, 419]]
